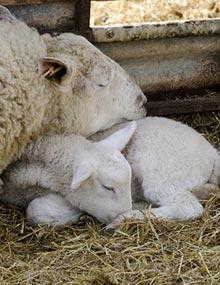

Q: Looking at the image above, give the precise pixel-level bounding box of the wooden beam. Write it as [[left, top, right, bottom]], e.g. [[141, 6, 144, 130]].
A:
[[1, 0, 115, 5], [0, 0, 67, 5], [75, 0, 92, 41], [146, 95, 220, 116]]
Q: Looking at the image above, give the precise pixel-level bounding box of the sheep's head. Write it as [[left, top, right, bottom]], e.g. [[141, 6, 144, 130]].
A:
[[40, 33, 146, 136], [66, 121, 137, 224]]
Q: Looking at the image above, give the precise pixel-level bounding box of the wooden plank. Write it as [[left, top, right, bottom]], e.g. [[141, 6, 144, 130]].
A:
[[75, 0, 92, 40], [146, 95, 220, 116], [1, 0, 114, 4], [0, 0, 67, 5]]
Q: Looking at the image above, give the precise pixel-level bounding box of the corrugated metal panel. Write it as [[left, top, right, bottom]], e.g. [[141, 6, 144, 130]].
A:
[[96, 34, 220, 93]]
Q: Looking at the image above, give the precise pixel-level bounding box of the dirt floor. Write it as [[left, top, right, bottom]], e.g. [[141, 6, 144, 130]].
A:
[[91, 0, 220, 26], [0, 102, 219, 284]]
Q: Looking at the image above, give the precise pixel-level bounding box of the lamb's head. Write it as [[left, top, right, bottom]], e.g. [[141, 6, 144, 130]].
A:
[[39, 33, 146, 136], [66, 121, 137, 224]]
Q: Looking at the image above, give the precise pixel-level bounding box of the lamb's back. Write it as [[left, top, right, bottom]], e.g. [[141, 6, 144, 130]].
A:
[[127, 117, 218, 191]]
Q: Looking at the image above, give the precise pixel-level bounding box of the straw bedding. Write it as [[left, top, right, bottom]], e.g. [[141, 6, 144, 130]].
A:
[[91, 0, 220, 26], [0, 90, 219, 284]]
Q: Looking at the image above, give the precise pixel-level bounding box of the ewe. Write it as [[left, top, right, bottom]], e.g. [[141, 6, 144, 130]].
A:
[[1, 118, 219, 226], [0, 123, 136, 225], [0, 6, 146, 175]]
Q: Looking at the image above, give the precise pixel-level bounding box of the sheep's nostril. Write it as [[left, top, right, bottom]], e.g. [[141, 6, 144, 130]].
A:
[[142, 95, 147, 104], [136, 94, 147, 106]]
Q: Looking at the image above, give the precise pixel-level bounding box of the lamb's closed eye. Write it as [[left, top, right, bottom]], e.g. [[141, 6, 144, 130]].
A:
[[102, 185, 116, 193]]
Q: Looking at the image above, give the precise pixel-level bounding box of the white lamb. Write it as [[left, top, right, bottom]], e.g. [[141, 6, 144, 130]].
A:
[[91, 117, 220, 228], [1, 118, 219, 227], [0, 123, 137, 225]]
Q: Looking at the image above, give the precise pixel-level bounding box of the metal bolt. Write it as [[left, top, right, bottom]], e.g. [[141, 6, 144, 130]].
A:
[[106, 29, 114, 39]]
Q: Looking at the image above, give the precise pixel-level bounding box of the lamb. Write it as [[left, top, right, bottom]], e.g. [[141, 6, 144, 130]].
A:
[[0, 6, 146, 177], [0, 122, 137, 225], [90, 117, 220, 228], [1, 118, 219, 226]]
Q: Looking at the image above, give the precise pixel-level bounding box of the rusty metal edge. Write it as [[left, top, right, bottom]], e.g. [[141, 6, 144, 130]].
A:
[[92, 18, 220, 43]]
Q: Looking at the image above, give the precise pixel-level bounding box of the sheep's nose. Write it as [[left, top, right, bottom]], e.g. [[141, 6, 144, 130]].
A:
[[0, 6, 15, 21], [136, 94, 147, 106]]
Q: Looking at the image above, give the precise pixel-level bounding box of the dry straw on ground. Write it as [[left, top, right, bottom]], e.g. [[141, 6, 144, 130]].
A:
[[91, 0, 220, 26], [0, 90, 220, 284]]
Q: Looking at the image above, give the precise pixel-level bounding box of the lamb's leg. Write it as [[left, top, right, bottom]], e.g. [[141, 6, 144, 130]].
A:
[[27, 193, 82, 226], [141, 181, 204, 220], [107, 183, 203, 229], [191, 183, 219, 200]]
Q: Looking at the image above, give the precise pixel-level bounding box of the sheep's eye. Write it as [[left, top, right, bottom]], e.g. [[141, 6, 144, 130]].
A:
[[103, 185, 115, 193], [98, 83, 105, 88]]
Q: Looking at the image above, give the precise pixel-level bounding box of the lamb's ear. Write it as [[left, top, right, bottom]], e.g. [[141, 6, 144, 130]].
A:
[[71, 164, 93, 191], [99, 121, 137, 151], [38, 57, 73, 90]]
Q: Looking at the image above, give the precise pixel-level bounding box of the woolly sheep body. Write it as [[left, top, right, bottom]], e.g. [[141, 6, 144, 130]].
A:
[[0, 9, 47, 172], [0, 6, 146, 176]]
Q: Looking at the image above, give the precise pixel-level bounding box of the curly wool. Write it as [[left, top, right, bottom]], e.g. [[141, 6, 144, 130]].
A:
[[0, 18, 47, 172]]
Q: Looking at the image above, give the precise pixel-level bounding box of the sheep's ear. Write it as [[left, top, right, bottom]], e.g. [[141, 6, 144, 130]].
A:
[[71, 164, 93, 191], [99, 121, 137, 151], [38, 57, 73, 89]]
